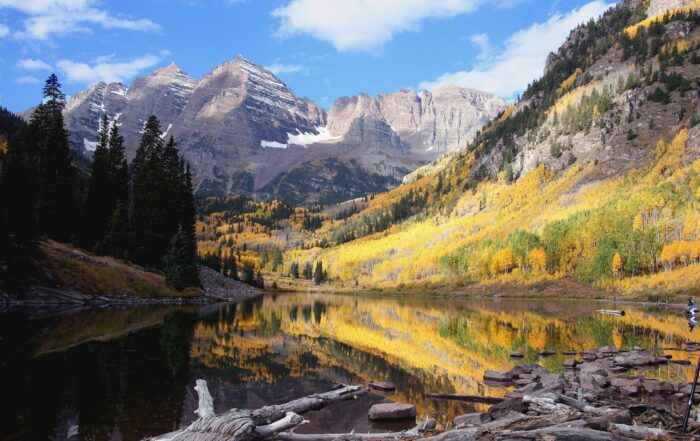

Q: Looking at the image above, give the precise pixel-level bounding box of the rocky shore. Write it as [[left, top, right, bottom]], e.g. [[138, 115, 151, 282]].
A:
[[1, 265, 262, 307]]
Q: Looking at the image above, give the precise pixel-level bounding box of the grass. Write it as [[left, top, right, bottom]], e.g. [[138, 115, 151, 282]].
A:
[[39, 240, 200, 298]]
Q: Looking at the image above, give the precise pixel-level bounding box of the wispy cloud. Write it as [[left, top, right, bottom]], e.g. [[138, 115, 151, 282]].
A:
[[265, 62, 307, 76], [419, 0, 614, 98], [57, 51, 169, 85], [0, 0, 159, 40], [272, 0, 525, 52], [468, 33, 492, 61], [16, 57, 53, 71], [0, 23, 9, 38]]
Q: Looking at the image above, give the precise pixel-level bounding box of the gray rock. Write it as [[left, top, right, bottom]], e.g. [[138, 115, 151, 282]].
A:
[[484, 370, 513, 382], [368, 403, 416, 420], [453, 412, 491, 427]]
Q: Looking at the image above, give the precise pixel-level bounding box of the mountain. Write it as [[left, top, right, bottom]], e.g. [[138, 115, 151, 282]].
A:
[[229, 0, 700, 296], [57, 56, 506, 203]]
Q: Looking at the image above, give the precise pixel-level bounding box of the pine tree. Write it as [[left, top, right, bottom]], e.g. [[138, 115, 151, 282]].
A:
[[33, 74, 77, 241], [79, 113, 112, 250], [129, 116, 166, 267], [303, 261, 313, 280], [242, 261, 256, 285], [0, 109, 34, 292], [290, 262, 300, 279], [255, 270, 264, 289], [313, 261, 324, 285], [164, 225, 200, 290], [101, 200, 128, 258]]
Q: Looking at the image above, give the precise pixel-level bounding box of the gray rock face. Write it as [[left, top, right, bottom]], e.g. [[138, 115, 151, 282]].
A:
[[63, 81, 128, 154], [60, 55, 505, 202], [328, 86, 507, 159], [647, 0, 696, 17]]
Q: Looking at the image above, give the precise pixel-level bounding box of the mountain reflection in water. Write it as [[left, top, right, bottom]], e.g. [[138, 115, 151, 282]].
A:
[[1, 294, 697, 441]]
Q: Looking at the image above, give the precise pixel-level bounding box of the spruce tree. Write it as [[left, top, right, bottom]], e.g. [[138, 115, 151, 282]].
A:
[[164, 225, 199, 290], [242, 261, 256, 285], [290, 262, 299, 279], [79, 113, 112, 250], [303, 261, 313, 279], [0, 109, 34, 292], [101, 200, 128, 258], [129, 116, 165, 267], [33, 74, 77, 241], [313, 261, 324, 285]]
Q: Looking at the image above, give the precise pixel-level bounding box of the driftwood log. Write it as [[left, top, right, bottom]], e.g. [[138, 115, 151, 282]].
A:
[[426, 393, 505, 404], [147, 381, 367, 441]]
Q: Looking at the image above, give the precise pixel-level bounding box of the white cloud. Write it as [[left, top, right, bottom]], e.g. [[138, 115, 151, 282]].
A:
[[468, 33, 492, 61], [265, 62, 306, 76], [15, 75, 41, 83], [16, 57, 52, 71], [0, 0, 159, 40], [57, 52, 167, 85], [419, 0, 614, 98], [0, 23, 9, 38], [272, 0, 524, 52]]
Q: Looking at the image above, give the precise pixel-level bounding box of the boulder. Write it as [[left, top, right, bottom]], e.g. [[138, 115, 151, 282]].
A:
[[539, 349, 556, 356], [510, 351, 525, 358], [563, 359, 578, 369], [368, 381, 396, 391], [453, 412, 491, 427], [368, 403, 416, 420], [484, 370, 513, 382]]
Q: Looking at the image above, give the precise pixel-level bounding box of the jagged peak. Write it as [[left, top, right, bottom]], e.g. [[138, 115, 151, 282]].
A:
[[151, 62, 192, 79]]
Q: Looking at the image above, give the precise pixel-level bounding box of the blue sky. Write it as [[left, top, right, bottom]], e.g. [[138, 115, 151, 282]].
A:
[[0, 0, 615, 112]]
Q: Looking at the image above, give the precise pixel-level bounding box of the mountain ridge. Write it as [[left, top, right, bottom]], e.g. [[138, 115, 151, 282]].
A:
[[50, 54, 506, 203]]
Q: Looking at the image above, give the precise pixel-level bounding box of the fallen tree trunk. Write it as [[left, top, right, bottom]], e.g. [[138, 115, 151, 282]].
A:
[[426, 393, 505, 404], [146, 381, 367, 441], [608, 423, 668, 440], [274, 425, 423, 441]]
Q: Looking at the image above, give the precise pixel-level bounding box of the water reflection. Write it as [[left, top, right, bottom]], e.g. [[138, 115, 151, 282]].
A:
[[2, 295, 699, 441]]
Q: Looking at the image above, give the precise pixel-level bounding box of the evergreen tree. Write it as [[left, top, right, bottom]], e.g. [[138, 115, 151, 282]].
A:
[[242, 261, 256, 286], [271, 248, 283, 271], [290, 262, 300, 279], [79, 114, 112, 249], [101, 200, 128, 258], [303, 261, 313, 280], [129, 116, 166, 267], [313, 261, 324, 285], [0, 108, 34, 292], [33, 74, 77, 241], [164, 225, 200, 290], [255, 270, 264, 289]]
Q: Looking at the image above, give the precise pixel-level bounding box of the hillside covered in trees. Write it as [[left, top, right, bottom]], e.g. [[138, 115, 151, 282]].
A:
[[203, 0, 700, 297], [0, 76, 200, 294]]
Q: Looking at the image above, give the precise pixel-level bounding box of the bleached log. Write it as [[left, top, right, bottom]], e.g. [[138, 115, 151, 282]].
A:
[[275, 425, 423, 441], [608, 423, 668, 440], [194, 379, 215, 419], [146, 382, 366, 441], [255, 412, 306, 439], [523, 393, 572, 415]]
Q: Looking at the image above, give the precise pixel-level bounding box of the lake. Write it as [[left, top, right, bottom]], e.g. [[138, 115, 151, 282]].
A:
[[2, 293, 698, 441]]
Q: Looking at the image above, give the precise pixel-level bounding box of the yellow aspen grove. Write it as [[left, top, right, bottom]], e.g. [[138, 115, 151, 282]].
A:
[[633, 213, 644, 232], [612, 252, 623, 277], [526, 247, 548, 274]]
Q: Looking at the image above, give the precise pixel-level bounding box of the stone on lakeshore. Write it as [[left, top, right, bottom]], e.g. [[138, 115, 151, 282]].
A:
[[368, 381, 396, 391], [539, 349, 556, 356], [368, 403, 416, 420], [514, 378, 532, 387], [510, 351, 524, 358], [453, 412, 491, 427], [563, 359, 577, 369], [561, 350, 577, 356], [642, 379, 661, 394], [484, 370, 513, 382]]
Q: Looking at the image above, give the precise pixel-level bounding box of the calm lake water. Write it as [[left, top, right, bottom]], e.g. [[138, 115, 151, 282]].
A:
[[2, 293, 699, 441]]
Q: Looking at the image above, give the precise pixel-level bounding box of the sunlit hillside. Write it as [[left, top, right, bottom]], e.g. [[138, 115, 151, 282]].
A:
[[265, 3, 700, 296]]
